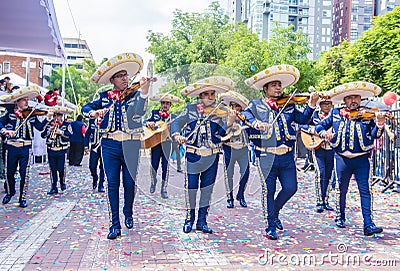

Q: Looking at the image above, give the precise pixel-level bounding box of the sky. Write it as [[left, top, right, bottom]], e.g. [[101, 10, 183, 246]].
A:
[[53, 0, 228, 66]]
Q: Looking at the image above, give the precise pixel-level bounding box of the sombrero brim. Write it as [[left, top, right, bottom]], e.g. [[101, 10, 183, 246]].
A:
[[50, 106, 74, 115], [329, 82, 381, 104], [0, 86, 40, 103], [245, 64, 300, 90], [149, 94, 182, 103], [181, 76, 234, 97], [220, 91, 249, 109], [91, 53, 143, 85]]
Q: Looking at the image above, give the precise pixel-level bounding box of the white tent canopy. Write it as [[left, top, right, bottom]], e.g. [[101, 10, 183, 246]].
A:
[[0, 0, 65, 58]]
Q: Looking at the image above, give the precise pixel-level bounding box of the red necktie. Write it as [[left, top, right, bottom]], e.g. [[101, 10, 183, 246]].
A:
[[319, 113, 329, 120], [107, 90, 122, 101], [264, 98, 279, 110]]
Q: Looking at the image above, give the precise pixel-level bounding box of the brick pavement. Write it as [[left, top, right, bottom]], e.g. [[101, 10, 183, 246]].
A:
[[0, 152, 399, 270]]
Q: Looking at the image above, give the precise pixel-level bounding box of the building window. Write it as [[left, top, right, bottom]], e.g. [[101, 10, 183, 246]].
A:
[[0, 64, 2, 74], [3, 62, 10, 73]]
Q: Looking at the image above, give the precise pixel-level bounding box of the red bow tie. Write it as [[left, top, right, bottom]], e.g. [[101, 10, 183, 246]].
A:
[[158, 110, 170, 119], [14, 109, 23, 119], [197, 103, 205, 114], [107, 90, 122, 101], [340, 108, 351, 119], [264, 98, 279, 110]]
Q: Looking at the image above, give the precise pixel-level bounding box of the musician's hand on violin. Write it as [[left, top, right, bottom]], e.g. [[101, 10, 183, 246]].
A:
[[2, 130, 15, 137], [255, 121, 270, 133], [139, 77, 151, 95], [309, 92, 320, 108], [90, 109, 108, 118], [376, 112, 386, 125], [174, 135, 187, 145]]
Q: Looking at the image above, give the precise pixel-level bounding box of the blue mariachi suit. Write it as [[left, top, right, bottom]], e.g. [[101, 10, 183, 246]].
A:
[[41, 120, 71, 191], [171, 103, 227, 227], [0, 111, 48, 203], [315, 107, 384, 228], [242, 100, 315, 230], [222, 119, 250, 203], [82, 90, 148, 231], [300, 110, 334, 207], [145, 110, 176, 194], [84, 118, 105, 191]]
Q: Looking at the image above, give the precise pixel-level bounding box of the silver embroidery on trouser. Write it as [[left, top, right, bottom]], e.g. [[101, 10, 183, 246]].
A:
[[368, 155, 374, 220], [184, 156, 191, 221], [333, 158, 341, 221], [256, 157, 268, 228], [312, 151, 323, 205], [222, 150, 232, 200], [20, 148, 33, 201]]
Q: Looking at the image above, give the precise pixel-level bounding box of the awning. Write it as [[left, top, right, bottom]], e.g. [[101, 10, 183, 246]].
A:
[[0, 0, 66, 58]]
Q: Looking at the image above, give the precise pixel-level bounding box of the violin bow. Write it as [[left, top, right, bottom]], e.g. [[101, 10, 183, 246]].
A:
[[13, 102, 43, 135]]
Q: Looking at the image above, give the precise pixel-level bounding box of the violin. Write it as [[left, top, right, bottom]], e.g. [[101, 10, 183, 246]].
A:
[[347, 106, 394, 121], [202, 104, 230, 117], [21, 107, 48, 118], [276, 93, 330, 107], [120, 77, 157, 100]]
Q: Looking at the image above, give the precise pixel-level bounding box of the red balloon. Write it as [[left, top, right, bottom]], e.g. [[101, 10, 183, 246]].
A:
[[383, 91, 397, 107]]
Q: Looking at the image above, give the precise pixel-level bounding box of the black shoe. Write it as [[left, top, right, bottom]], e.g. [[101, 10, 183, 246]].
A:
[[316, 204, 324, 213], [336, 219, 346, 228], [237, 198, 247, 208], [47, 188, 58, 195], [2, 194, 13, 204], [19, 199, 27, 208], [60, 184, 66, 191], [161, 190, 168, 199], [275, 218, 283, 231], [177, 169, 183, 173], [93, 183, 98, 190], [98, 187, 105, 193], [107, 228, 121, 239], [265, 227, 277, 240], [301, 164, 309, 170], [196, 224, 213, 234], [226, 199, 234, 208], [150, 184, 156, 194], [125, 217, 133, 229], [183, 221, 193, 233], [324, 203, 334, 211], [364, 224, 383, 236]]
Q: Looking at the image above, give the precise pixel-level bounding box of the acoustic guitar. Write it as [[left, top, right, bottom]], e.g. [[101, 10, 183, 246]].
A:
[[141, 121, 170, 149], [300, 128, 324, 150]]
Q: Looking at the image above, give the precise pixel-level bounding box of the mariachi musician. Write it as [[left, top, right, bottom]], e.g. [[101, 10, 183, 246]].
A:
[[0, 86, 51, 208], [242, 64, 319, 240], [145, 93, 182, 199], [171, 76, 236, 234], [220, 91, 250, 208], [315, 81, 386, 236], [300, 97, 335, 213], [82, 52, 151, 239], [41, 106, 73, 195], [84, 117, 105, 193]]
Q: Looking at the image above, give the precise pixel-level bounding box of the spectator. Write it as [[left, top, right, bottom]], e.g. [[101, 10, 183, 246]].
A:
[[68, 115, 86, 166]]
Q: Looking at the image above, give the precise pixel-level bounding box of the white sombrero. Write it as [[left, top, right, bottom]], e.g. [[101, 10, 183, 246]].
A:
[[149, 93, 182, 104], [245, 64, 300, 90], [328, 81, 381, 104], [180, 76, 234, 97], [50, 106, 75, 115], [220, 91, 249, 109], [0, 85, 40, 103], [91, 52, 144, 85]]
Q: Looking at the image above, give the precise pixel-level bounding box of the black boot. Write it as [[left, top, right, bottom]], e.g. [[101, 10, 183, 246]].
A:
[[160, 181, 168, 198], [47, 187, 58, 195]]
